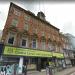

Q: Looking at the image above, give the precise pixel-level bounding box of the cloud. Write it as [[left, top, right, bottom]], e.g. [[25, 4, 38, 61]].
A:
[[0, 3, 10, 30], [61, 22, 75, 36]]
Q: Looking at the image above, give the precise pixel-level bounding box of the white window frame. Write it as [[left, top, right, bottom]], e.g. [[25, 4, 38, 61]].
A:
[[41, 40, 46, 50], [11, 18, 18, 27], [42, 32, 45, 36], [24, 23, 29, 31], [6, 32, 16, 45], [48, 41, 51, 50], [20, 37, 28, 48], [24, 15, 30, 21], [32, 39, 38, 49]]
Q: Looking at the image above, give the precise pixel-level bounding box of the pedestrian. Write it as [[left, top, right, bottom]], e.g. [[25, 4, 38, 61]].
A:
[[4, 66, 7, 75], [22, 65, 27, 75], [0, 67, 5, 75], [6, 65, 12, 75]]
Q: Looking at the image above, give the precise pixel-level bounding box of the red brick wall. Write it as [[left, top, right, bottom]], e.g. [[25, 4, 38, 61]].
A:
[[2, 3, 62, 52]]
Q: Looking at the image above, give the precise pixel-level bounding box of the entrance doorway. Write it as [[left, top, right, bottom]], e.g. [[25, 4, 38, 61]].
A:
[[41, 58, 48, 69]]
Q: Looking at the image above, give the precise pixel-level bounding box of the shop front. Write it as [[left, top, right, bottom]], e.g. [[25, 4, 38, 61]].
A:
[[2, 45, 64, 74], [3, 46, 53, 71], [52, 53, 65, 71]]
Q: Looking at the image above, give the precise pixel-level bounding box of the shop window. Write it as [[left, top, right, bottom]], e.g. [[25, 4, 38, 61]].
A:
[[28, 58, 36, 64], [32, 39, 37, 49], [20, 38, 28, 48], [11, 18, 18, 27], [7, 33, 15, 45]]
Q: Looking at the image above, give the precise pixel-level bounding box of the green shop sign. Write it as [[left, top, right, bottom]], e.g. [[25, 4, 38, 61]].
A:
[[53, 53, 64, 58], [3, 46, 52, 57], [3, 46, 64, 58]]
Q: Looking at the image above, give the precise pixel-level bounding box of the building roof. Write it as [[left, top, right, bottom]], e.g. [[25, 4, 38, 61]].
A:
[[10, 2, 59, 31]]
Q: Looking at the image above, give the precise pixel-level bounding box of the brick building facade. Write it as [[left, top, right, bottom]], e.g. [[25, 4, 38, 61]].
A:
[[1, 2, 64, 73]]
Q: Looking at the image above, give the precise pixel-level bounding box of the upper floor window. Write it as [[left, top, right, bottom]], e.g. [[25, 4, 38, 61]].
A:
[[24, 23, 29, 31], [14, 8, 21, 16], [22, 39, 26, 46], [48, 42, 51, 51], [7, 33, 16, 45], [50, 44, 55, 51], [20, 37, 28, 48], [11, 18, 18, 27], [32, 39, 37, 49], [52, 35, 55, 41], [41, 32, 45, 36], [41, 40, 46, 50], [32, 28, 38, 34], [24, 15, 30, 21]]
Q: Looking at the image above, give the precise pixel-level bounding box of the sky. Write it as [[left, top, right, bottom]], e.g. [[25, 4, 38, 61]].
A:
[[0, 0, 75, 36]]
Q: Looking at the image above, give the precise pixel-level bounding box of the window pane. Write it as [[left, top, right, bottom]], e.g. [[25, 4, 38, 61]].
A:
[[24, 15, 30, 21], [22, 39, 26, 46], [41, 40, 45, 50], [24, 23, 29, 31], [11, 18, 18, 27], [32, 39, 36, 48], [8, 37, 14, 44], [31, 58, 36, 64]]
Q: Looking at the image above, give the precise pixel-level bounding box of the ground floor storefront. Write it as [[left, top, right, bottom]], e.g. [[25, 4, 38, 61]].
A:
[[0, 57, 65, 75], [0, 45, 64, 74], [64, 58, 72, 68], [1, 57, 52, 70], [70, 59, 75, 66]]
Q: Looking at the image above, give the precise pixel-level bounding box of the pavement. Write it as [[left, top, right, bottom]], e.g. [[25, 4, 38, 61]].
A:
[[55, 67, 75, 75], [27, 67, 75, 75], [69, 72, 75, 75]]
